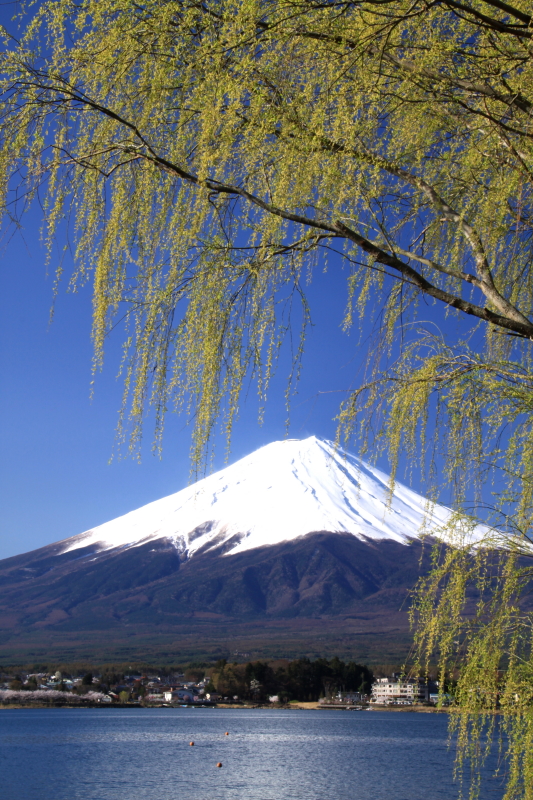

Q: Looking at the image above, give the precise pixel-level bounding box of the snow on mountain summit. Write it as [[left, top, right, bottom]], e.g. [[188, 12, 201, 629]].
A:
[[61, 436, 452, 558]]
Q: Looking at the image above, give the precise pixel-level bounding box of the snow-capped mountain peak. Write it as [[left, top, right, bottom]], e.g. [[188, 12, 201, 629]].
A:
[[60, 436, 451, 559]]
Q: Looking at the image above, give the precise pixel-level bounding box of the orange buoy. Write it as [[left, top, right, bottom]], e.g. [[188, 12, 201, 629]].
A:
[[189, 742, 194, 746], [224, 731, 229, 736], [216, 762, 223, 768]]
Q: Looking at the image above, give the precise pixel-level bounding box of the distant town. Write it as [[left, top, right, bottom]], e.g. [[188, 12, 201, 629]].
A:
[[0, 658, 448, 709]]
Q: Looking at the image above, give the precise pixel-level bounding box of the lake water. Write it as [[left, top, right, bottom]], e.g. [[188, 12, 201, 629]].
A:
[[0, 708, 504, 800]]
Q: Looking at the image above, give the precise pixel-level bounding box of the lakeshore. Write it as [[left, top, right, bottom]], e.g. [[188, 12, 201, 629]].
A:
[[1, 701, 447, 712]]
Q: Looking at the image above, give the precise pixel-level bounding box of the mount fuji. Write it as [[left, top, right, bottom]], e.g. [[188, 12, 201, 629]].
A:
[[60, 436, 451, 559], [0, 437, 452, 663]]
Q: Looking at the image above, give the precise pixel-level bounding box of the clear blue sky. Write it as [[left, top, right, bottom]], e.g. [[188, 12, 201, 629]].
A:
[[0, 4, 373, 559], [0, 2, 476, 560], [0, 198, 373, 559]]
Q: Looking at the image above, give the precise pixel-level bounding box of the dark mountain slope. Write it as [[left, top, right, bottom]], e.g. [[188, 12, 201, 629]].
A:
[[0, 532, 435, 662]]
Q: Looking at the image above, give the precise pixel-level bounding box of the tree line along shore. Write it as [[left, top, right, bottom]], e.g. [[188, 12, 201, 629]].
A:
[[0, 657, 377, 707], [0, 657, 451, 710]]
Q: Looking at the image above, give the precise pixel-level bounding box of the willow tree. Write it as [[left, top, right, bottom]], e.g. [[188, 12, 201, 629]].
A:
[[1, 0, 533, 794]]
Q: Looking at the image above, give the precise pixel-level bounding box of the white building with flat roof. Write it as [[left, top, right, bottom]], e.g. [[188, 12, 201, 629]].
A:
[[371, 675, 434, 705]]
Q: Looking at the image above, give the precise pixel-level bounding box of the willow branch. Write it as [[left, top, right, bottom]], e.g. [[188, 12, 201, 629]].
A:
[[9, 70, 533, 340]]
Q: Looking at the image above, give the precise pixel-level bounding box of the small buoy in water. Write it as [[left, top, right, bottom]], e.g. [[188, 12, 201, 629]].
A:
[[189, 742, 194, 746], [216, 762, 223, 768], [224, 731, 229, 736]]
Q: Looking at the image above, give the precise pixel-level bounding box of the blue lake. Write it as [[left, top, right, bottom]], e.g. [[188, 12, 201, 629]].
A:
[[0, 708, 504, 800]]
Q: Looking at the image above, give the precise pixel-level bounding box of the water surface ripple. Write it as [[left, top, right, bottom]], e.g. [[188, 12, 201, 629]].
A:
[[0, 708, 503, 800]]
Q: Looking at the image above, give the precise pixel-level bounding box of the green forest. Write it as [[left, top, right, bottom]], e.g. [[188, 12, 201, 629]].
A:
[[209, 657, 373, 703]]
